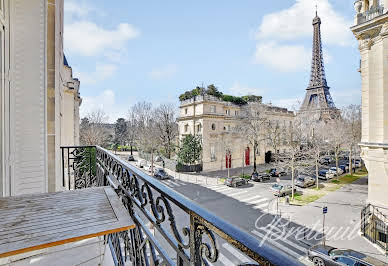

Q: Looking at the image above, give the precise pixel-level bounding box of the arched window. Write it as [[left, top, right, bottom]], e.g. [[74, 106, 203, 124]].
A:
[[211, 123, 216, 130]]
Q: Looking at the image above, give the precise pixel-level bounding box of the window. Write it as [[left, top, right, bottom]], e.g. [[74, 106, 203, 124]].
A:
[[210, 146, 216, 161], [225, 109, 230, 115], [210, 105, 216, 113], [378, 232, 387, 243], [184, 124, 189, 133], [235, 111, 238, 116], [211, 124, 216, 130], [334, 256, 356, 265], [185, 108, 188, 115], [227, 125, 231, 131], [196, 124, 202, 133]]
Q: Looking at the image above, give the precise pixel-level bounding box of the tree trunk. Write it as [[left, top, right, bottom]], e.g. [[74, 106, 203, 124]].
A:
[[349, 147, 353, 176], [291, 163, 295, 200], [335, 149, 339, 177], [253, 141, 257, 173], [316, 158, 319, 189], [130, 145, 133, 155], [151, 150, 154, 175]]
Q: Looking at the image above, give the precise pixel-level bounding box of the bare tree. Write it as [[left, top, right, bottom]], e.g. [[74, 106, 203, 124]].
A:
[[80, 109, 110, 146], [277, 116, 315, 199], [133, 102, 160, 173], [265, 119, 283, 161], [325, 117, 347, 176], [342, 105, 361, 175], [236, 103, 268, 173], [154, 103, 178, 159], [306, 118, 328, 189], [127, 108, 138, 155]]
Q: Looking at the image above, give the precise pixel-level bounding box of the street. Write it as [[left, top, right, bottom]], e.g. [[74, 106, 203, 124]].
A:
[[119, 153, 387, 265]]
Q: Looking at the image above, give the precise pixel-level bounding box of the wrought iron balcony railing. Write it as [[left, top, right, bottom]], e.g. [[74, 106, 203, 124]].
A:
[[361, 204, 388, 254], [61, 145, 302, 266], [356, 5, 385, 25]]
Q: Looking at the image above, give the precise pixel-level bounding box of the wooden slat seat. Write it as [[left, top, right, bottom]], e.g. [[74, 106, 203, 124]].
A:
[[0, 186, 135, 258]]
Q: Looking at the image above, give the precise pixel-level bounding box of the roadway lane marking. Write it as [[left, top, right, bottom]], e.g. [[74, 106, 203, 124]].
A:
[[218, 253, 234, 266], [251, 230, 304, 259], [212, 187, 234, 192], [253, 203, 269, 209], [256, 226, 308, 253], [249, 198, 267, 204], [237, 195, 262, 201], [222, 243, 251, 263], [222, 190, 248, 197]]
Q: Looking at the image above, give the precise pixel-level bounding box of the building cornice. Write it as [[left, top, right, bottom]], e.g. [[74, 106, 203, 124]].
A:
[[359, 142, 388, 149]]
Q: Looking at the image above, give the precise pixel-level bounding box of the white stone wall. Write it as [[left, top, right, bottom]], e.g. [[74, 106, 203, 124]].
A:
[[178, 97, 295, 172], [352, 14, 388, 212]]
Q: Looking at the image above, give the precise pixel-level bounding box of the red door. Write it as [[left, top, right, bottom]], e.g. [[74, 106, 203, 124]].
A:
[[245, 147, 250, 166]]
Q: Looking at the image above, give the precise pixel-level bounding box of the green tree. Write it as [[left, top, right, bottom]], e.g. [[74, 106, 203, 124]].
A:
[[114, 118, 127, 146], [178, 134, 202, 164]]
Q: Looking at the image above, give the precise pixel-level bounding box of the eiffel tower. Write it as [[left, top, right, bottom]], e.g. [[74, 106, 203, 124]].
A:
[[299, 11, 339, 119]]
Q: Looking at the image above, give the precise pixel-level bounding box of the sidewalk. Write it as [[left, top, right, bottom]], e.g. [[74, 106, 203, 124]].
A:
[[276, 176, 388, 263]]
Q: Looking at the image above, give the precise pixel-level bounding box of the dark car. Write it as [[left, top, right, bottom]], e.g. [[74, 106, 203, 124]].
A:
[[295, 175, 315, 188], [308, 244, 386, 266], [154, 168, 170, 180], [127, 155, 135, 161], [251, 172, 271, 182], [339, 164, 348, 173], [225, 177, 248, 187], [269, 168, 287, 177]]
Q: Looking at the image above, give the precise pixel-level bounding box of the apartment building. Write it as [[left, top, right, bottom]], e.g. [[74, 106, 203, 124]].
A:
[[352, 0, 388, 252], [178, 94, 295, 171], [0, 0, 81, 197]]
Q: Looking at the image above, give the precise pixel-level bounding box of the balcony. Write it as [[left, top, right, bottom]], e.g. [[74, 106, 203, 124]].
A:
[[355, 4, 385, 25], [58, 145, 303, 265], [361, 204, 388, 254]]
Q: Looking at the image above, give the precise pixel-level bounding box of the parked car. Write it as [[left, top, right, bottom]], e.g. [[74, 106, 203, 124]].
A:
[[328, 167, 344, 176], [144, 163, 152, 172], [136, 159, 147, 168], [354, 159, 362, 168], [307, 244, 386, 266], [320, 157, 332, 165], [295, 175, 315, 188], [154, 156, 163, 162], [270, 183, 295, 197], [318, 170, 334, 180], [339, 164, 348, 173], [225, 177, 248, 187], [251, 172, 270, 182], [154, 168, 170, 180], [127, 155, 135, 161], [269, 168, 287, 177]]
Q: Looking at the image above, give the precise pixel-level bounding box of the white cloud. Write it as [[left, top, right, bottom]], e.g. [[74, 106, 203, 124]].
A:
[[254, 42, 310, 72], [76, 63, 117, 85], [65, 1, 92, 18], [64, 21, 139, 57], [149, 65, 178, 79], [256, 0, 353, 46], [80, 90, 128, 122], [331, 89, 361, 107], [228, 83, 266, 96]]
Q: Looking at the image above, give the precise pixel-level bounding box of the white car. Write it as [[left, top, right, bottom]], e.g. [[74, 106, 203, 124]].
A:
[[136, 159, 147, 168], [328, 167, 343, 176], [144, 163, 153, 173]]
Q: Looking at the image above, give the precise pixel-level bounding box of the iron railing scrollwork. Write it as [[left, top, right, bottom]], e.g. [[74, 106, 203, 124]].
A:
[[61, 145, 302, 266], [361, 204, 388, 254]]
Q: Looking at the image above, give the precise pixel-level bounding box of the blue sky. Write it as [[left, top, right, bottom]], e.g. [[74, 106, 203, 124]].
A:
[[64, 0, 361, 122]]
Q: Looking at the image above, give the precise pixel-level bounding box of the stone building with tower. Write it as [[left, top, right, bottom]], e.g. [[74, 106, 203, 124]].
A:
[[177, 92, 294, 172], [352, 0, 388, 252], [299, 11, 339, 119]]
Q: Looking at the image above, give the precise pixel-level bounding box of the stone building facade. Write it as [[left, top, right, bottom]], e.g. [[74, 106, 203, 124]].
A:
[[0, 0, 81, 197], [178, 94, 295, 172], [352, 0, 388, 251]]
